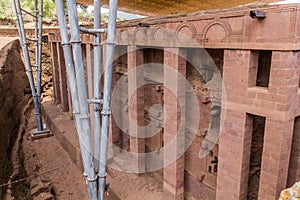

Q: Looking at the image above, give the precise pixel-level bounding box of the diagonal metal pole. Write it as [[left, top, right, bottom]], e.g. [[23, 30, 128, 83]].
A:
[[93, 0, 102, 172], [11, 0, 43, 131], [98, 0, 118, 199], [64, 0, 98, 199]]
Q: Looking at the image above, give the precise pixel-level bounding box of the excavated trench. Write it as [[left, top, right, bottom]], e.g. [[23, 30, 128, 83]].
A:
[[0, 38, 54, 200], [0, 39, 31, 199]]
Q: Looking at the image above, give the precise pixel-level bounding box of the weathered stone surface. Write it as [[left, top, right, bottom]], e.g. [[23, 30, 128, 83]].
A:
[[279, 181, 300, 200], [30, 175, 54, 200]]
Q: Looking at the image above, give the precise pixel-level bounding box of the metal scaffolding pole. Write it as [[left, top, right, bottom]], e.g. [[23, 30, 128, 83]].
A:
[[36, 0, 43, 125], [98, 0, 118, 199], [54, 1, 97, 199], [93, 0, 102, 172], [34, 0, 39, 96], [55, 0, 118, 199], [65, 0, 98, 199], [11, 0, 44, 132]]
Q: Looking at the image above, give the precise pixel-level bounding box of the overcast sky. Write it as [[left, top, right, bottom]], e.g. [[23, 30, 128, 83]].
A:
[[271, 0, 300, 4], [84, 6, 145, 20]]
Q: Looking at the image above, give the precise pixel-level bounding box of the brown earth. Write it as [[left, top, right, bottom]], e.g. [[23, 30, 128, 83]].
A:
[[0, 38, 31, 200], [0, 37, 89, 200], [9, 107, 89, 200]]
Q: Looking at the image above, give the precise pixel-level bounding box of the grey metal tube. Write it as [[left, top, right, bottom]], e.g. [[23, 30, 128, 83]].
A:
[[34, 0, 43, 131], [36, 0, 43, 130], [93, 0, 102, 172], [55, 1, 97, 199], [80, 27, 106, 34], [98, 0, 118, 199], [34, 0, 38, 75], [65, 0, 98, 199], [11, 0, 43, 131]]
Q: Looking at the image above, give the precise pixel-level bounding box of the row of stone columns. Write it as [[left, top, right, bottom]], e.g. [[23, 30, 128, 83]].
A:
[[126, 46, 187, 198], [50, 42, 69, 112], [50, 41, 300, 199]]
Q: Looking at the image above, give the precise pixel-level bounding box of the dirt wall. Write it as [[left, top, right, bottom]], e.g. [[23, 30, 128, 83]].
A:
[[0, 39, 30, 199]]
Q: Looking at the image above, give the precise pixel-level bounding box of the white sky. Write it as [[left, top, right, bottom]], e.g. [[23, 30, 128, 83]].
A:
[[271, 0, 300, 4], [86, 7, 109, 14], [83, 6, 144, 20]]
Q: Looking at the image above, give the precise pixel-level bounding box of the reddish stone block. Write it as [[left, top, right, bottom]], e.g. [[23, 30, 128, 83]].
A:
[[287, 117, 300, 187], [259, 119, 294, 199], [56, 42, 69, 112], [163, 48, 186, 198], [50, 42, 61, 104], [127, 46, 145, 173]]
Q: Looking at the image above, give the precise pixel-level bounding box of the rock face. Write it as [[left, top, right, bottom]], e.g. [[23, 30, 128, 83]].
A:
[[27, 38, 53, 101], [30, 176, 55, 200], [279, 181, 300, 200], [0, 39, 30, 199]]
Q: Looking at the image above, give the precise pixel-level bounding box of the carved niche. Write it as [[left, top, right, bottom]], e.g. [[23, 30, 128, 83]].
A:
[[203, 20, 231, 43]]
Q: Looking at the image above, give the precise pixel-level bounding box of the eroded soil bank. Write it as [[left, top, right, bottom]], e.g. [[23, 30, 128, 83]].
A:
[[0, 39, 31, 199], [0, 37, 89, 200]]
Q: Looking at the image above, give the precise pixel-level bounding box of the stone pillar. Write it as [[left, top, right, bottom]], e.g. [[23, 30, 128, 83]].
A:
[[127, 46, 145, 173], [109, 57, 119, 146], [50, 42, 61, 104], [259, 119, 294, 199], [163, 48, 186, 199], [66, 76, 73, 118], [56, 42, 69, 112], [217, 50, 256, 200], [288, 117, 300, 187], [217, 109, 251, 200], [108, 54, 119, 163], [257, 51, 299, 199], [217, 50, 299, 200]]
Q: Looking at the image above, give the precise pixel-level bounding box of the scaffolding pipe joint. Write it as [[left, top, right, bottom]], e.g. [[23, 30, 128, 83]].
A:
[[87, 99, 104, 104], [86, 175, 98, 182], [72, 111, 80, 115], [61, 42, 71, 46], [79, 114, 90, 119], [98, 173, 107, 178], [93, 43, 103, 47], [83, 172, 88, 177], [79, 27, 107, 34], [101, 110, 111, 116], [105, 42, 116, 46], [70, 39, 82, 44]]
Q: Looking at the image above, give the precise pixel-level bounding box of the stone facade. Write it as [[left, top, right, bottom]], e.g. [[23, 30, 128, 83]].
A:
[[48, 4, 300, 200]]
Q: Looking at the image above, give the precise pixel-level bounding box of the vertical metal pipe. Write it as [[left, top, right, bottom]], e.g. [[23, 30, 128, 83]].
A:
[[98, 0, 118, 199], [54, 1, 96, 199], [65, 0, 97, 199], [36, 0, 43, 130], [93, 0, 102, 172], [11, 0, 43, 131], [34, 0, 38, 90]]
